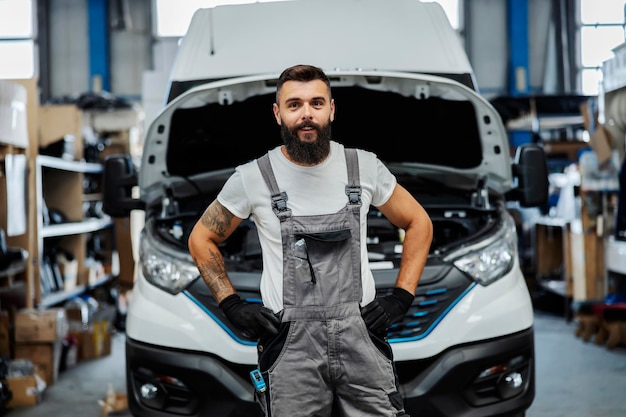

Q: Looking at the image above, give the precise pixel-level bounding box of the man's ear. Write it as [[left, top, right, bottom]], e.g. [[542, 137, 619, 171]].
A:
[[273, 103, 281, 125], [330, 99, 335, 122]]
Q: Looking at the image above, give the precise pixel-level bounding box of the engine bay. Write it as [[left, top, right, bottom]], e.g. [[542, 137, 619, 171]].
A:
[[153, 173, 500, 273]]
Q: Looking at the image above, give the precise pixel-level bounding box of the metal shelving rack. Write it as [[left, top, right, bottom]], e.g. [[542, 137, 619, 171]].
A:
[[35, 155, 116, 308]]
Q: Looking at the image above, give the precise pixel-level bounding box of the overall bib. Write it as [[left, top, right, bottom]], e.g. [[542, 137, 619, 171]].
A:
[[254, 149, 408, 417]]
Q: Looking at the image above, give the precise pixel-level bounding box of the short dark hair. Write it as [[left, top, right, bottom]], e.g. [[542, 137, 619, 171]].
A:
[[276, 64, 331, 102]]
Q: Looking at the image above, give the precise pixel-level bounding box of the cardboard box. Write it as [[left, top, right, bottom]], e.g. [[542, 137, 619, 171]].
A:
[[0, 80, 29, 149], [14, 342, 62, 386], [6, 374, 45, 407], [14, 308, 69, 343], [76, 320, 112, 359]]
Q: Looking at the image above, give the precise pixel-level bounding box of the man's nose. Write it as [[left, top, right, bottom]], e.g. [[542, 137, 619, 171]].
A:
[[301, 104, 313, 119]]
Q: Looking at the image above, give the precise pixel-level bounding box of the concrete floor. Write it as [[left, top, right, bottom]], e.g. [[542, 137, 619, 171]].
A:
[[3, 331, 131, 417], [2, 308, 626, 417]]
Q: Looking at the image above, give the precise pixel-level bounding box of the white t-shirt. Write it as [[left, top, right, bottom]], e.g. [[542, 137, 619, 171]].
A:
[[217, 141, 397, 313]]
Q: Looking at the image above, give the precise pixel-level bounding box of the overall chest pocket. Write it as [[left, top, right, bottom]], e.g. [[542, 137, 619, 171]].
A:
[[292, 229, 355, 305]]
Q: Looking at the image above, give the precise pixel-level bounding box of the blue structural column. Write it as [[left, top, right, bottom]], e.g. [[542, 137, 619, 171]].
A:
[[507, 0, 529, 96], [508, 0, 532, 146], [88, 0, 110, 92]]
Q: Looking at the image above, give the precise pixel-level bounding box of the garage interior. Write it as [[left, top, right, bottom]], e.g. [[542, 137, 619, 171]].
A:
[[1, 1, 626, 416]]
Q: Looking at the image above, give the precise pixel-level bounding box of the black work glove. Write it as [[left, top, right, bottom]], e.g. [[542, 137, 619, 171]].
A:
[[361, 287, 414, 335], [219, 294, 281, 339]]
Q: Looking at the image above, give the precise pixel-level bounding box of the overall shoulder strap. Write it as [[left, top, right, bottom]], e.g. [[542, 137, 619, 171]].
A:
[[344, 148, 362, 206], [257, 153, 290, 216]]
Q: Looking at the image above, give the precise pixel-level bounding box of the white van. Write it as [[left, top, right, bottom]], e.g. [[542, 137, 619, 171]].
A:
[[102, 1, 548, 416]]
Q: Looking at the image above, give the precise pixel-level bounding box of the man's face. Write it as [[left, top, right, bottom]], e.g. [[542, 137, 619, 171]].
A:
[[273, 80, 335, 165]]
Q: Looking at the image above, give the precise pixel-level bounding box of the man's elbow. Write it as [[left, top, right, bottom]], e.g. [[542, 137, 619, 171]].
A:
[[425, 219, 434, 245], [413, 211, 433, 243], [187, 224, 204, 258]]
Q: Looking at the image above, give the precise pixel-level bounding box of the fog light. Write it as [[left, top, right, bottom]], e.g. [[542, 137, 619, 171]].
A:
[[497, 371, 524, 399], [141, 383, 158, 399]]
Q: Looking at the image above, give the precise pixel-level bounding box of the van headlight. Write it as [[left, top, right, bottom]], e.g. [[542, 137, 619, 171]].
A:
[[140, 231, 199, 294], [445, 214, 517, 286]]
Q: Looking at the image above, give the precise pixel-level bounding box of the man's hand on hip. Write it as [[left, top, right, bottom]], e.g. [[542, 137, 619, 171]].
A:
[[361, 287, 414, 335], [219, 294, 281, 339]]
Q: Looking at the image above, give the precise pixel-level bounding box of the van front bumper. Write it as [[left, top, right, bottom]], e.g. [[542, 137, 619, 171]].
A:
[[125, 327, 534, 417]]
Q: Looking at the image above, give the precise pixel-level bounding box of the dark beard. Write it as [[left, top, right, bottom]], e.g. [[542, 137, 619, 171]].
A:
[[281, 120, 332, 165]]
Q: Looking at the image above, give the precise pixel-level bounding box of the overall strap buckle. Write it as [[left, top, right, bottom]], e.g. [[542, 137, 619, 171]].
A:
[[271, 192, 289, 214], [345, 185, 362, 206], [344, 148, 362, 206]]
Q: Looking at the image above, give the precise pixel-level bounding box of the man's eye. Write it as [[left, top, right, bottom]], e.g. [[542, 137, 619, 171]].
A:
[[288, 102, 299, 109]]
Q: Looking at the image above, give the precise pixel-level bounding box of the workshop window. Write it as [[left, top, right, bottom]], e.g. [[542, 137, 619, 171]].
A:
[[0, 0, 35, 79], [579, 0, 625, 95]]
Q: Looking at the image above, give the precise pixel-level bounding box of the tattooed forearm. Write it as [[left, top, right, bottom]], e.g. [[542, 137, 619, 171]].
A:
[[200, 201, 234, 238], [195, 248, 234, 301], [189, 200, 238, 302]]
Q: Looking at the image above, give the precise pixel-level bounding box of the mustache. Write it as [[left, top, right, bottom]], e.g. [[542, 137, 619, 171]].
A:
[[296, 121, 320, 130]]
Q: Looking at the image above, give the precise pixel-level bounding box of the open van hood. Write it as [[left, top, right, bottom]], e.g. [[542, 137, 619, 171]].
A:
[[167, 0, 476, 101], [139, 70, 512, 206]]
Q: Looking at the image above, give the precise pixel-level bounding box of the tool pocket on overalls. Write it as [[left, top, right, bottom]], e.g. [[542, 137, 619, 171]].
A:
[[354, 315, 395, 363], [294, 229, 352, 302], [258, 321, 291, 372], [367, 327, 394, 361]]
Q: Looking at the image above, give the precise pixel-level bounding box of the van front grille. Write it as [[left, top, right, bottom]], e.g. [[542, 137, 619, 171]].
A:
[[381, 270, 474, 342], [185, 266, 473, 344]]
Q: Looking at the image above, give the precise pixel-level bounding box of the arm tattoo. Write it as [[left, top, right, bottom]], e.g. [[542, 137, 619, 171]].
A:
[[200, 202, 234, 238], [195, 248, 233, 300]]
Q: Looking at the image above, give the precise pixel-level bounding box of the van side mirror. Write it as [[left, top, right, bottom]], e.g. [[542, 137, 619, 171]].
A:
[[102, 154, 145, 217], [510, 144, 549, 207]]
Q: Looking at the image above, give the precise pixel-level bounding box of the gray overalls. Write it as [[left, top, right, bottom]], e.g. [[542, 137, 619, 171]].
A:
[[254, 149, 408, 417]]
